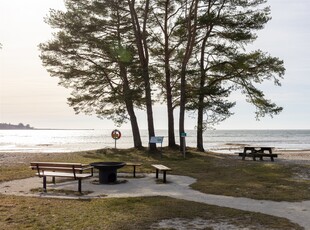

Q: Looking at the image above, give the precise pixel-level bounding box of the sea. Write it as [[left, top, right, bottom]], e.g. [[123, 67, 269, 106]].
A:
[[1, 129, 310, 154]]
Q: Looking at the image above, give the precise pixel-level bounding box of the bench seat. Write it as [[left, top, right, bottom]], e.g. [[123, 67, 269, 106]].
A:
[[125, 162, 142, 178], [152, 164, 171, 183], [238, 153, 278, 161], [35, 171, 92, 178], [30, 162, 93, 193]]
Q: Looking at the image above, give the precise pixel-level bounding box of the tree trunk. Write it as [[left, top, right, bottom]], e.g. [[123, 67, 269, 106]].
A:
[[164, 0, 176, 147], [179, 66, 186, 150], [116, 6, 142, 149], [127, 0, 156, 150], [120, 64, 142, 148], [143, 67, 156, 150], [196, 96, 204, 152], [126, 101, 142, 149], [196, 32, 208, 152], [179, 0, 199, 151], [166, 80, 176, 147]]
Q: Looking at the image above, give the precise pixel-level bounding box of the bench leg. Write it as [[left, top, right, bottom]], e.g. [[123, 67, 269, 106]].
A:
[[133, 165, 136, 178], [155, 169, 159, 179], [52, 176, 56, 184], [43, 176, 47, 192], [267, 149, 275, 162], [78, 179, 82, 193], [163, 171, 167, 183]]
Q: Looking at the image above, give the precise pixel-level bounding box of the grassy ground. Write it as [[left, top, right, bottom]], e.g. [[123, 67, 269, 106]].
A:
[[0, 195, 302, 230], [0, 147, 309, 229]]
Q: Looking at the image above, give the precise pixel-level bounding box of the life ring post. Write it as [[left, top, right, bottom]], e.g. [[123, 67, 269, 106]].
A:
[[111, 129, 121, 149]]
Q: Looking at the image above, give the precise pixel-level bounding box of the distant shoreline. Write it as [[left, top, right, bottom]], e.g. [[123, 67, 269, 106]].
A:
[[0, 127, 94, 131], [0, 122, 94, 130], [35, 128, 94, 130], [0, 123, 33, 130]]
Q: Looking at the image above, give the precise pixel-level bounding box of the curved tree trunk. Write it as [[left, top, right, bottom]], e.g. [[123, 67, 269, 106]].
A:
[[128, 0, 156, 151], [120, 64, 142, 149], [126, 100, 142, 149]]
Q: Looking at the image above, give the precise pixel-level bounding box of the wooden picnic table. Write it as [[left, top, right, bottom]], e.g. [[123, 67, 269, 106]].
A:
[[239, 147, 278, 161]]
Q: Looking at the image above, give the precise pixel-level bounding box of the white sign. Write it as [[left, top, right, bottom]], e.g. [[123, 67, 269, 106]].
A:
[[150, 136, 164, 144]]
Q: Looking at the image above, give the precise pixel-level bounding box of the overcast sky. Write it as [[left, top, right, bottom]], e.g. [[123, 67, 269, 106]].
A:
[[0, 0, 309, 130]]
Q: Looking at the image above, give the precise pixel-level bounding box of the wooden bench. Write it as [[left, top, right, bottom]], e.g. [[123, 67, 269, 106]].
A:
[[125, 162, 142, 178], [151, 164, 171, 183], [30, 162, 93, 193]]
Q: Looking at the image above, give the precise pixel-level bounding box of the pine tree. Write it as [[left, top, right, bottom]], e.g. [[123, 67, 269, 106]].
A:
[[40, 0, 143, 148]]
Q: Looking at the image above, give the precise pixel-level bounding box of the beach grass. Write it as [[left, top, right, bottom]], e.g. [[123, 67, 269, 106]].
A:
[[0, 195, 302, 230], [0, 147, 308, 229]]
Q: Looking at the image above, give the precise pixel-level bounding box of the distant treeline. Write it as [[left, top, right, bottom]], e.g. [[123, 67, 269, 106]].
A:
[[0, 123, 34, 130]]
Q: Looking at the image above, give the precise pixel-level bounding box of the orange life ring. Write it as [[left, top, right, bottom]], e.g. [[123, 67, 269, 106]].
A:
[[111, 129, 121, 140]]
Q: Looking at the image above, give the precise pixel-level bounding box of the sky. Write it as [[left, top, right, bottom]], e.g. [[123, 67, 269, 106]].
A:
[[0, 0, 309, 130]]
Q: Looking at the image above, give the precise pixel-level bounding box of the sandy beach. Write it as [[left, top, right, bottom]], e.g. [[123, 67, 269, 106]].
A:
[[0, 152, 69, 167], [273, 149, 310, 165]]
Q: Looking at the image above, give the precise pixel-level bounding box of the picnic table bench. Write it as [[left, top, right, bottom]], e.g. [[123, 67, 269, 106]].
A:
[[125, 162, 142, 178], [151, 164, 171, 183], [238, 147, 278, 162], [30, 162, 93, 193]]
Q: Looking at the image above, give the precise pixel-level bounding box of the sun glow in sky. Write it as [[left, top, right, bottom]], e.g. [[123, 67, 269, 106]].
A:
[[1, 0, 310, 130]]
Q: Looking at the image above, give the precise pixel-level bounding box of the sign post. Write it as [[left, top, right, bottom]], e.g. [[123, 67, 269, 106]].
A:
[[180, 132, 187, 158], [111, 129, 121, 149], [149, 136, 164, 157]]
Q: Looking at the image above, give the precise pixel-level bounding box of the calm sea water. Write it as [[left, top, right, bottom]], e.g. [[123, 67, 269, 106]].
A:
[[0, 129, 310, 153]]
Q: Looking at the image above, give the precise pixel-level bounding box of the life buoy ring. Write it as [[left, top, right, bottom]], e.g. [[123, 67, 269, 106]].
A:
[[111, 129, 121, 140]]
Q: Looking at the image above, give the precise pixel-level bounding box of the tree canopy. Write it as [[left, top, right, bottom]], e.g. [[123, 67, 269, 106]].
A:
[[40, 0, 144, 147], [40, 0, 285, 152]]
